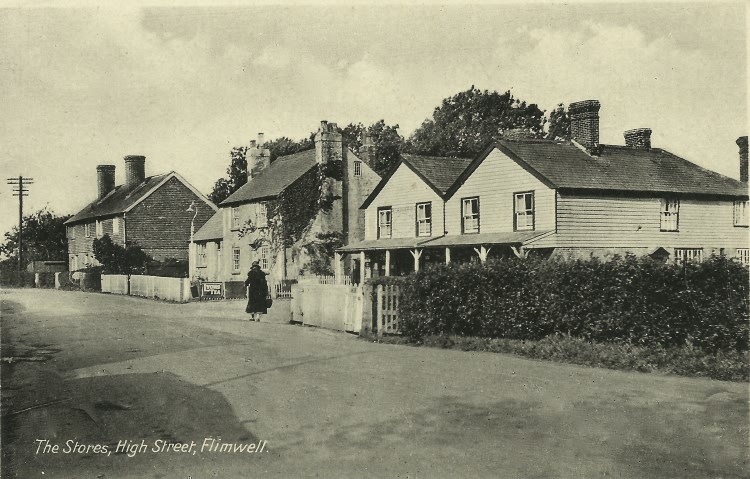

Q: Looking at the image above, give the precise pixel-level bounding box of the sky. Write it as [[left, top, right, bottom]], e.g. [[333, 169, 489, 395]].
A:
[[1, 2, 747, 238]]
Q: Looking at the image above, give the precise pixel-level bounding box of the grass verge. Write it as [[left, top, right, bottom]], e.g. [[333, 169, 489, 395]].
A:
[[360, 332, 749, 382]]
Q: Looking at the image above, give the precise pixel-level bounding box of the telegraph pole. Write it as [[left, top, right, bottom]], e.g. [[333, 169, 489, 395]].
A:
[[7, 176, 33, 272]]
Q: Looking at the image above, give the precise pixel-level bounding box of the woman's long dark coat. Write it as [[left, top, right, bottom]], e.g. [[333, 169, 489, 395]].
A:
[[244, 267, 268, 314]]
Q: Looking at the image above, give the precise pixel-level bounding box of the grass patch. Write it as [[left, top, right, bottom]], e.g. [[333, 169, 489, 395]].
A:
[[359, 332, 749, 382]]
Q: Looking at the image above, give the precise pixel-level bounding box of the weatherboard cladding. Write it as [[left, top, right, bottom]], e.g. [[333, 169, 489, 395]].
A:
[[193, 211, 224, 242], [65, 173, 172, 225], [220, 149, 318, 205], [493, 139, 748, 198]]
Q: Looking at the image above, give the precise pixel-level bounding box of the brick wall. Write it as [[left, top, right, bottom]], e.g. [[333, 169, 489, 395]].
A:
[[125, 177, 215, 261]]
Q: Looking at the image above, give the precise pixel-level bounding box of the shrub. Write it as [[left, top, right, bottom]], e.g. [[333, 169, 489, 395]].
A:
[[398, 255, 749, 353], [0, 270, 36, 287], [79, 266, 103, 292]]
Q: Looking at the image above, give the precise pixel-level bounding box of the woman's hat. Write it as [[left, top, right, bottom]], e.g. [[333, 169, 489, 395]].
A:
[[252, 261, 260, 267]]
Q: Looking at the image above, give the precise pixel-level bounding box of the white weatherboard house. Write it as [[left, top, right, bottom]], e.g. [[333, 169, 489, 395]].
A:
[[339, 100, 749, 278]]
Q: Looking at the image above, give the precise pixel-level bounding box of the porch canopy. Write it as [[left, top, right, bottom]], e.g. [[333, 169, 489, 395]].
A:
[[421, 230, 553, 262], [336, 231, 553, 278]]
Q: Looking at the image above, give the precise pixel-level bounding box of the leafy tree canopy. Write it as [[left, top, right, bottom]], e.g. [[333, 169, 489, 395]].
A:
[[406, 86, 546, 158], [343, 120, 405, 177], [92, 234, 149, 275], [546, 103, 571, 140], [0, 207, 71, 269]]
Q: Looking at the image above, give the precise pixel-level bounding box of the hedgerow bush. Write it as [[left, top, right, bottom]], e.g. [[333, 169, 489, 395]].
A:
[[399, 255, 749, 353]]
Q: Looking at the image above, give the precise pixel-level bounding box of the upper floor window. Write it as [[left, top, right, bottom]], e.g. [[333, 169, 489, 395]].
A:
[[85, 222, 92, 238], [734, 201, 749, 226], [378, 207, 392, 239], [96, 220, 103, 237], [232, 247, 241, 272], [67, 226, 75, 240], [514, 192, 535, 231], [675, 248, 702, 265], [260, 244, 270, 270], [197, 243, 207, 267], [462, 197, 480, 234], [112, 217, 120, 235], [660, 199, 679, 232], [256, 202, 268, 226], [416, 202, 432, 237], [354, 161, 362, 177], [232, 207, 240, 229]]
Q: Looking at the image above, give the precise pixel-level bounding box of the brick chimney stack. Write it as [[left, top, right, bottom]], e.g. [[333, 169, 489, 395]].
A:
[[248, 133, 270, 180], [738, 136, 748, 183], [624, 128, 652, 149], [124, 155, 146, 188], [96, 165, 116, 200], [569, 100, 601, 152]]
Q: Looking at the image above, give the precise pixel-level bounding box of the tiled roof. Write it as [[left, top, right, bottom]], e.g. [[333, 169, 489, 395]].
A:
[[220, 149, 317, 205], [492, 139, 748, 197], [401, 155, 474, 195], [193, 211, 223, 241], [65, 173, 172, 225]]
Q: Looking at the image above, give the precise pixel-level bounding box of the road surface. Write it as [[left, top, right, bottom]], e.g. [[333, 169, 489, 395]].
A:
[[1, 288, 747, 478]]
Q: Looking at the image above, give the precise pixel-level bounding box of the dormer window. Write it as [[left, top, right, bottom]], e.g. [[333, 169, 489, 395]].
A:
[[734, 200, 749, 226], [660, 199, 679, 232]]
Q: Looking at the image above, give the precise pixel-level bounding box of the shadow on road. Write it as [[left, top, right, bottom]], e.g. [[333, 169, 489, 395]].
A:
[[2, 371, 261, 479]]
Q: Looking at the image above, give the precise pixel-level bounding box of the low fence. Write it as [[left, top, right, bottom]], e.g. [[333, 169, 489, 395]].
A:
[[101, 275, 129, 295], [291, 283, 363, 333], [101, 274, 191, 303], [271, 275, 354, 300]]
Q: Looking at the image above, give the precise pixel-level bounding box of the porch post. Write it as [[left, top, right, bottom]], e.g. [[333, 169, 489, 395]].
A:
[[411, 248, 423, 271], [360, 251, 368, 279], [334, 252, 342, 284], [384, 250, 391, 276], [445, 247, 451, 264]]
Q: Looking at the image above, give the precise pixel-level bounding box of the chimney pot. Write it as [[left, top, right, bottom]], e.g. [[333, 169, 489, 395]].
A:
[[737, 136, 748, 182], [257, 133, 264, 145], [624, 128, 652, 149], [569, 100, 601, 152], [124, 155, 146, 188], [249, 140, 257, 148], [315, 119, 343, 165], [96, 164, 116, 200]]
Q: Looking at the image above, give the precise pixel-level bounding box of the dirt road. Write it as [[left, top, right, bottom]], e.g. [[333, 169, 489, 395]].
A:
[[1, 288, 747, 478]]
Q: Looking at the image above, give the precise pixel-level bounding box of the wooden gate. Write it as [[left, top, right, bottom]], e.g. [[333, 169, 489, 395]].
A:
[[376, 284, 401, 335]]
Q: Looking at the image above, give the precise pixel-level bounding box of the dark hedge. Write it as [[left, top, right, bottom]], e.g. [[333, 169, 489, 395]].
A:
[[398, 255, 749, 352]]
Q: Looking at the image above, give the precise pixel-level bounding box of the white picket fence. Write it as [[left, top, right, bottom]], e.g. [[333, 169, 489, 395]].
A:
[[102, 274, 191, 303]]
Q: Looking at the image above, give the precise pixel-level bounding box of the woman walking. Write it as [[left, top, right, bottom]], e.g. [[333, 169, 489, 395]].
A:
[[244, 261, 268, 321]]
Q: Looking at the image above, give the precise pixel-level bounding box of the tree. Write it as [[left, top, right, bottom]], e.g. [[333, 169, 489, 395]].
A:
[[208, 147, 249, 205], [265, 136, 314, 163], [406, 86, 546, 158], [0, 208, 71, 269], [342, 120, 405, 177], [546, 103, 571, 140], [92, 235, 149, 275]]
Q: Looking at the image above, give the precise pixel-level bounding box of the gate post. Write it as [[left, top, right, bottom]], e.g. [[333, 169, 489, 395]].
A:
[[376, 284, 384, 337]]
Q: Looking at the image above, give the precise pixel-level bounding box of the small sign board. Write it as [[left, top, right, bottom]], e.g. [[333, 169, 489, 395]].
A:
[[201, 282, 223, 300]]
